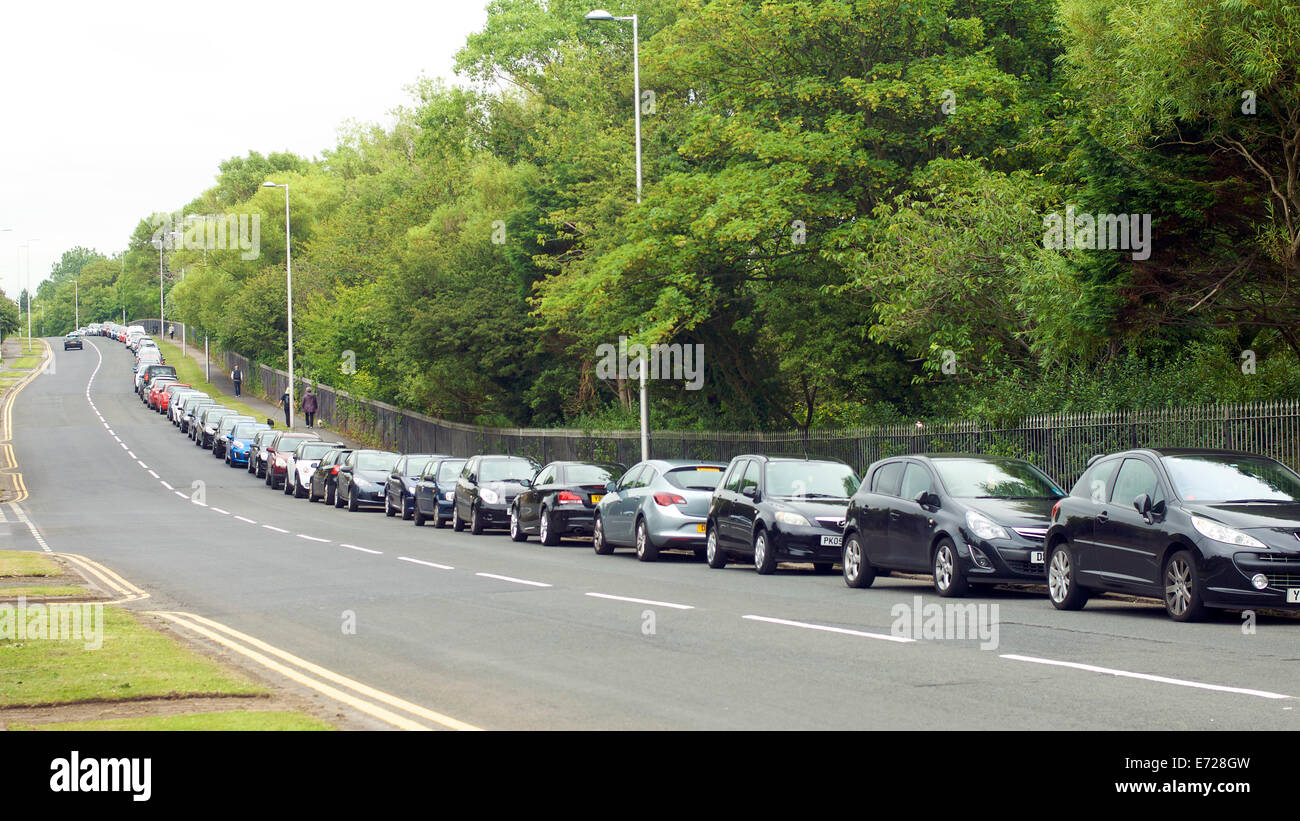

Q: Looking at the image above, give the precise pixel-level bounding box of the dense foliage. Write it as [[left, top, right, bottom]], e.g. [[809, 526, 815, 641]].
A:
[[29, 0, 1300, 429]]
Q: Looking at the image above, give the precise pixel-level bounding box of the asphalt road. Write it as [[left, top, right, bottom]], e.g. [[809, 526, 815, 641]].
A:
[[7, 336, 1300, 730]]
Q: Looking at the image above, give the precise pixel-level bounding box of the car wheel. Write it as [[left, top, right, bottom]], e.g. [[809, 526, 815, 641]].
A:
[[265, 469, 273, 487], [540, 508, 559, 546], [325, 485, 335, 506], [347, 487, 359, 512], [634, 519, 658, 561], [1164, 550, 1207, 622], [401, 497, 413, 521], [1048, 542, 1089, 611], [294, 478, 307, 499], [509, 504, 528, 542], [705, 526, 727, 569], [385, 495, 395, 517], [842, 533, 876, 588], [933, 539, 968, 597], [284, 475, 294, 495], [433, 511, 445, 529], [753, 529, 776, 574], [309, 483, 319, 503], [452, 504, 465, 532], [470, 504, 483, 535], [334, 486, 345, 508], [593, 515, 613, 555], [413, 506, 426, 527]]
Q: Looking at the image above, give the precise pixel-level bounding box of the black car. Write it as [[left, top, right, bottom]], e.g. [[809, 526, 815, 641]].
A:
[[286, 440, 345, 498], [452, 455, 541, 534], [1045, 448, 1300, 621], [705, 455, 859, 574], [336, 450, 400, 511], [842, 454, 1064, 596], [384, 454, 444, 520], [63, 333, 82, 350], [309, 448, 353, 505], [509, 461, 622, 545], [412, 457, 467, 527], [248, 428, 281, 477]]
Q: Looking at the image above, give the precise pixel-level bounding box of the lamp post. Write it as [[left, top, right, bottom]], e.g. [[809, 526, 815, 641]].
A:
[[585, 7, 648, 461], [72, 279, 78, 329], [21, 239, 38, 351], [262, 182, 294, 428]]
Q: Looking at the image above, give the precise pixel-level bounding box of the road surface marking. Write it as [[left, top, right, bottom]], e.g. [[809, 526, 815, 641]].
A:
[[262, 524, 289, 533], [398, 556, 453, 570], [586, 592, 694, 610], [742, 614, 915, 643], [999, 654, 1291, 700], [235, 515, 257, 524], [211, 507, 230, 515], [58, 553, 150, 603], [475, 572, 551, 588], [148, 470, 159, 479], [160, 480, 174, 491], [297, 534, 329, 543], [340, 543, 382, 555], [8, 502, 52, 553]]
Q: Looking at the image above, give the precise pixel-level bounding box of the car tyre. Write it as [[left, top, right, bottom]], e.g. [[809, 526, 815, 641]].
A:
[[842, 532, 876, 588], [347, 487, 359, 512], [705, 526, 727, 569], [1164, 550, 1208, 622], [933, 539, 968, 597], [413, 506, 426, 527], [509, 505, 528, 542], [753, 529, 777, 574], [593, 515, 613, 555], [1047, 541, 1089, 611], [539, 508, 559, 546], [452, 504, 465, 532], [634, 519, 658, 561], [385, 495, 396, 517], [469, 504, 483, 535]]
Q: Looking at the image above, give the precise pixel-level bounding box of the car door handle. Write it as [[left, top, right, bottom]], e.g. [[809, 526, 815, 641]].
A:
[[889, 511, 900, 520], [1096, 510, 1109, 523]]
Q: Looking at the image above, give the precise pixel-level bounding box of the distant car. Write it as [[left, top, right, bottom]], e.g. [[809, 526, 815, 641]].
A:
[[248, 429, 281, 477], [195, 407, 236, 448], [593, 460, 727, 559], [137, 364, 177, 396], [705, 455, 860, 574], [842, 454, 1063, 596], [170, 390, 208, 426], [265, 431, 322, 488], [285, 440, 344, 498], [510, 460, 624, 545], [152, 381, 191, 412], [309, 447, 354, 505], [383, 454, 444, 520], [412, 457, 467, 527], [1046, 448, 1300, 621], [63, 333, 82, 350], [211, 415, 255, 458], [225, 422, 270, 468], [179, 399, 219, 434], [452, 455, 541, 534], [336, 449, 400, 511]]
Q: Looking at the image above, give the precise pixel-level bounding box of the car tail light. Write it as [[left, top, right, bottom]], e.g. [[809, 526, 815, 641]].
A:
[[331, 467, 339, 475], [557, 490, 583, 505], [1051, 500, 1062, 521], [654, 492, 687, 506]]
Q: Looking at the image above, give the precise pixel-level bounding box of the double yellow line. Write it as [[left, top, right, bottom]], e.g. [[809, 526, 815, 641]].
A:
[[0, 337, 51, 502], [58, 553, 150, 604]]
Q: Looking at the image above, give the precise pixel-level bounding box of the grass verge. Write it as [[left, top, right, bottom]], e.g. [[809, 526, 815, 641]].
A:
[[0, 586, 89, 598], [12, 710, 335, 731], [0, 551, 63, 577], [155, 339, 269, 421]]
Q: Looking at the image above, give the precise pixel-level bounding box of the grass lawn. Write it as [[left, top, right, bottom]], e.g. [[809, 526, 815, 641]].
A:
[[0, 606, 266, 707], [12, 710, 335, 731], [5, 356, 43, 370], [0, 586, 89, 599], [155, 339, 268, 421], [0, 551, 63, 577]]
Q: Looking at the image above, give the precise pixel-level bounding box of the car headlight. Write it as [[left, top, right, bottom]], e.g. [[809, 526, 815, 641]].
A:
[[233, 440, 245, 449], [479, 487, 499, 504], [774, 510, 811, 527], [353, 477, 371, 489], [965, 510, 1008, 541], [444, 491, 455, 501], [1191, 515, 1265, 548]]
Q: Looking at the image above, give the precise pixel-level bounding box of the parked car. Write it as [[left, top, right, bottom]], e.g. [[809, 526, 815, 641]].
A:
[[63, 333, 82, 350], [137, 364, 177, 397], [265, 431, 323, 489], [412, 457, 467, 527], [224, 421, 270, 468], [452, 455, 541, 534], [592, 460, 727, 559], [194, 407, 236, 447], [157, 383, 192, 414], [309, 447, 354, 504], [179, 399, 219, 434], [248, 428, 282, 477], [151, 381, 190, 412], [211, 415, 255, 458], [335, 450, 400, 511], [383, 454, 444, 519], [841, 454, 1063, 596], [1045, 448, 1300, 621], [508, 461, 623, 545], [285, 440, 344, 498], [170, 390, 209, 426], [705, 455, 859, 574]]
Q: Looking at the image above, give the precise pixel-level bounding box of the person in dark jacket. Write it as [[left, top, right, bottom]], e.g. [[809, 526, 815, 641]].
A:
[[303, 389, 318, 428], [279, 391, 292, 428], [232, 365, 242, 396]]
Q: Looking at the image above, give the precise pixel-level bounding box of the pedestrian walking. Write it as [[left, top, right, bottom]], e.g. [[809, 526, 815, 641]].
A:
[[168, 324, 175, 339], [231, 365, 242, 396], [302, 389, 318, 428], [279, 390, 292, 428]]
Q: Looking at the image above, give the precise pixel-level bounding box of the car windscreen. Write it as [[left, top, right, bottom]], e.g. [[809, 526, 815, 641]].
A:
[[275, 436, 315, 452], [357, 452, 399, 471], [437, 460, 466, 482], [566, 464, 618, 485], [764, 461, 860, 499], [232, 424, 267, 439], [932, 459, 1064, 498], [1162, 454, 1300, 503], [479, 459, 536, 483], [665, 466, 725, 491], [297, 443, 336, 460]]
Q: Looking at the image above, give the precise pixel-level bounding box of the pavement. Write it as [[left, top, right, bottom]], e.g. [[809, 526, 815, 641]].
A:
[[3, 334, 1299, 730]]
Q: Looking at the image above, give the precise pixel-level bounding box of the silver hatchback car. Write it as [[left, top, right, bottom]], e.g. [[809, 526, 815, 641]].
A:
[[593, 460, 728, 561]]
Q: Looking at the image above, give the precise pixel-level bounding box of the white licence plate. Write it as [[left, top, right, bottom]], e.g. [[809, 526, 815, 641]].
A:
[[820, 535, 842, 547], [1288, 589, 1300, 604], [1030, 551, 1045, 564]]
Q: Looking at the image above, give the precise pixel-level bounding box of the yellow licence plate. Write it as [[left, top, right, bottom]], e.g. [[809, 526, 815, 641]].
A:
[[696, 524, 706, 533], [591, 494, 603, 504]]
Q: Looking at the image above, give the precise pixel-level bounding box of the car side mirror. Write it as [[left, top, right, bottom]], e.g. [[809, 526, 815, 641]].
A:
[[605, 480, 617, 493], [741, 486, 759, 500], [1133, 493, 1151, 515], [519, 478, 532, 488], [917, 491, 940, 509]]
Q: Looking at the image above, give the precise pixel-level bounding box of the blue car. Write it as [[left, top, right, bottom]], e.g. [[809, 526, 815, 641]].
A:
[[225, 422, 270, 468], [412, 457, 467, 527]]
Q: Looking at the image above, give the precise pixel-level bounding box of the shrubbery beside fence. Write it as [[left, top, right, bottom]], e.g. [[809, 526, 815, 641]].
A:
[[137, 320, 1300, 485]]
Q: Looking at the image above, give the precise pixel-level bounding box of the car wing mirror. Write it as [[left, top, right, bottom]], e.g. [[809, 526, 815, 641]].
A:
[[741, 486, 759, 500], [1133, 493, 1152, 515], [917, 491, 940, 509], [605, 480, 617, 493]]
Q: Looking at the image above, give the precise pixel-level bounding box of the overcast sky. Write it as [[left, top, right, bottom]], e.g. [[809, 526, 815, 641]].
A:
[[0, 0, 492, 300]]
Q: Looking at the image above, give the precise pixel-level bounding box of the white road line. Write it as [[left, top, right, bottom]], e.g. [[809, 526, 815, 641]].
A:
[[148, 470, 159, 479], [102, 422, 109, 429], [262, 524, 289, 533], [475, 572, 552, 588], [586, 592, 694, 610], [742, 614, 915, 643], [119, 442, 128, 450], [235, 515, 257, 524], [174, 491, 188, 499], [340, 543, 382, 555], [211, 507, 230, 515], [1000, 654, 1291, 700], [8, 503, 52, 553], [297, 534, 330, 543], [192, 500, 207, 507], [398, 556, 453, 570], [160, 480, 174, 491], [127, 450, 136, 459], [136, 460, 147, 469]]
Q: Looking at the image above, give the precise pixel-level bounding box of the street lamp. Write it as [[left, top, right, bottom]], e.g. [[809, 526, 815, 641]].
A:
[[153, 230, 175, 337], [586, 7, 648, 461], [20, 239, 38, 352], [262, 182, 295, 428]]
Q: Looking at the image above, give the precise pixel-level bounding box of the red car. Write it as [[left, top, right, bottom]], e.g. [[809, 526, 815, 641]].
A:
[[157, 383, 193, 414], [264, 431, 322, 489]]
